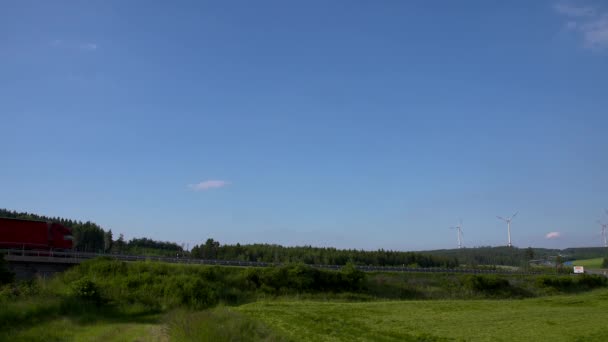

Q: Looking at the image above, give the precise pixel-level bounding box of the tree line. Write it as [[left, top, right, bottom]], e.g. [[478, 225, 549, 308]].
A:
[[0, 209, 457, 267], [4, 208, 605, 268], [0, 209, 182, 255], [190, 238, 459, 267]]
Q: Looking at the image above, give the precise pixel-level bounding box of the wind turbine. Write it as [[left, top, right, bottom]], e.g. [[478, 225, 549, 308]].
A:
[[598, 221, 608, 248], [497, 212, 518, 247], [449, 220, 464, 249]]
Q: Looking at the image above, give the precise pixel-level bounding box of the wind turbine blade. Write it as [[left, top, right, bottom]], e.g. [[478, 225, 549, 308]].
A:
[[497, 216, 505, 221], [511, 212, 518, 219]]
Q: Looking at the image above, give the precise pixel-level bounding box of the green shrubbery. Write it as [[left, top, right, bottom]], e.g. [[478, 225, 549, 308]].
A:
[[243, 262, 366, 294], [49, 259, 369, 310], [536, 274, 607, 291], [71, 278, 103, 305], [0, 254, 15, 285], [464, 275, 511, 292], [3, 258, 607, 319]]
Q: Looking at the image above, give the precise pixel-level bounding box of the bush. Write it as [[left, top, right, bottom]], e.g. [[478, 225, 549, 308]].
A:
[[536, 276, 574, 290], [464, 275, 511, 293], [71, 278, 102, 305], [0, 254, 15, 285], [576, 274, 607, 289], [341, 262, 366, 290]]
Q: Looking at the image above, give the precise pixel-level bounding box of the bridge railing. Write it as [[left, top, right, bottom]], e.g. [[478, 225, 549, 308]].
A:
[[0, 248, 544, 275]]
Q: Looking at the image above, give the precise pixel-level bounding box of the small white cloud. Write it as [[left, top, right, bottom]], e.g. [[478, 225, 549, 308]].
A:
[[554, 2, 608, 49], [48, 40, 99, 51], [188, 180, 230, 191], [80, 43, 98, 51], [580, 14, 608, 48], [545, 232, 561, 239], [554, 3, 595, 17]]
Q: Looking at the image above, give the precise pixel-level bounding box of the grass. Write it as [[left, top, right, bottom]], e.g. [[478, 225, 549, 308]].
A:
[[165, 307, 287, 341], [2, 259, 608, 341], [572, 258, 605, 269], [5, 291, 608, 341], [0, 301, 166, 342], [3, 319, 167, 342], [236, 289, 608, 342]]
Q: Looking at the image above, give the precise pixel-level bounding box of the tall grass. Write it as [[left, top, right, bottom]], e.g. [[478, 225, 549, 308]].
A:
[[1, 258, 606, 340], [165, 307, 288, 342]]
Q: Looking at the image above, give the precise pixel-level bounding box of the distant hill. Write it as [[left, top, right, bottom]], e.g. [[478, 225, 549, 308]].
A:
[[420, 246, 607, 267]]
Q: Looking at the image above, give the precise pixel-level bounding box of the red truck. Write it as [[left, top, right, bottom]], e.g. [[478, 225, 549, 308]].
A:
[[0, 217, 73, 250]]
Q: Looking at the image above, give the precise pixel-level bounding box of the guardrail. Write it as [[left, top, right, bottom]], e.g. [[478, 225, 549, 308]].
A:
[[0, 248, 543, 275]]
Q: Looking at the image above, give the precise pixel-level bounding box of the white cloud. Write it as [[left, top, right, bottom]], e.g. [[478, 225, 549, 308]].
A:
[[188, 180, 230, 191], [80, 43, 98, 51], [566, 21, 578, 29], [580, 14, 608, 48], [554, 3, 595, 17], [554, 2, 608, 49], [49, 40, 99, 51], [545, 232, 561, 239]]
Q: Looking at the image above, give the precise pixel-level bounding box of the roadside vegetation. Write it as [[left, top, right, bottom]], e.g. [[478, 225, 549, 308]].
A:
[[1, 258, 607, 340]]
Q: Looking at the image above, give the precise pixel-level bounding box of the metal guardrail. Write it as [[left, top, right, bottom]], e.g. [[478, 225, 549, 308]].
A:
[[0, 248, 543, 275]]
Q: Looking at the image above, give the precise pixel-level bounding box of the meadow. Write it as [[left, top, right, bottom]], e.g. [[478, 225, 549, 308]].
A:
[[1, 258, 607, 341], [571, 258, 605, 269], [235, 290, 608, 341]]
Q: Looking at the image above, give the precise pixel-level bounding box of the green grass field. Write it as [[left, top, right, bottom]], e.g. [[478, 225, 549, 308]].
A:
[[235, 290, 608, 341], [2, 259, 608, 341], [4, 290, 608, 341], [572, 258, 604, 269]]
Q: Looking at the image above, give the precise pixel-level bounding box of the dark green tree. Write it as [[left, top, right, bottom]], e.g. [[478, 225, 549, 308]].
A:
[[115, 234, 126, 254], [525, 247, 535, 260], [0, 254, 15, 285], [104, 230, 113, 253]]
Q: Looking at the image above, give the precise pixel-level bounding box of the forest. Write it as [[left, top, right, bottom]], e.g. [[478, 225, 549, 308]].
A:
[[2, 209, 606, 267]]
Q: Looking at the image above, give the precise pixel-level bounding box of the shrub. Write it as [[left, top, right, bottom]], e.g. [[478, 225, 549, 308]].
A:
[[536, 276, 574, 290], [71, 278, 102, 305], [0, 254, 15, 285], [464, 275, 510, 293], [341, 262, 366, 290], [576, 274, 607, 289]]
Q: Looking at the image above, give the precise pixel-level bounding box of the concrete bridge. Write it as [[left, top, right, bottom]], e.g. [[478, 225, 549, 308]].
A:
[[2, 249, 272, 279]]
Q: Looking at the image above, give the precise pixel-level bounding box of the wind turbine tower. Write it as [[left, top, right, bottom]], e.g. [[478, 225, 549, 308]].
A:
[[449, 220, 464, 249], [598, 221, 608, 248], [497, 212, 518, 247]]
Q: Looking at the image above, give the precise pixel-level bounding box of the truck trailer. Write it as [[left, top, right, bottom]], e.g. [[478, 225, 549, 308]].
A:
[[0, 217, 73, 250]]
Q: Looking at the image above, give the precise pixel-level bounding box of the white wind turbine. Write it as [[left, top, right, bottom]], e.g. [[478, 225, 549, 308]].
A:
[[449, 220, 464, 249], [497, 212, 518, 247], [598, 221, 608, 248]]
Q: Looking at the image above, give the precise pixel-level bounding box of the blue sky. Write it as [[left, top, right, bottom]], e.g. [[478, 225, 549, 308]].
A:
[[2, 1, 608, 250]]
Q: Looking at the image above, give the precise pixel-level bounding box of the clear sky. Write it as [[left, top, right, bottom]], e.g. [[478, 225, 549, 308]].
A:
[[2, 1, 608, 251]]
